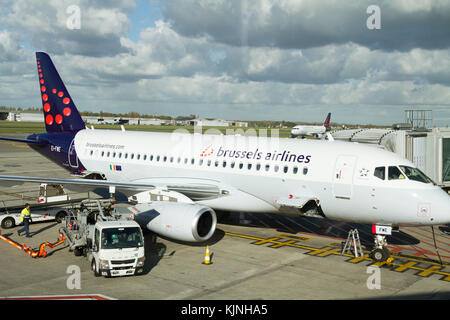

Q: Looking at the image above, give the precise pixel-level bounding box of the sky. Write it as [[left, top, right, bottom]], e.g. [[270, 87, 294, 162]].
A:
[[0, 0, 449, 126]]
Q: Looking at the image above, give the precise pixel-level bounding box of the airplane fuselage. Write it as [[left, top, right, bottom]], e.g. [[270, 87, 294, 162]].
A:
[[36, 128, 448, 228], [291, 125, 326, 137]]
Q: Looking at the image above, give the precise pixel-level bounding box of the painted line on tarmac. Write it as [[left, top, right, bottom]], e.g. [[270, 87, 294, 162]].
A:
[[225, 232, 450, 282]]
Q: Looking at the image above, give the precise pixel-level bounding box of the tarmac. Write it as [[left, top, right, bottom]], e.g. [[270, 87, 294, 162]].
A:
[[0, 134, 449, 301]]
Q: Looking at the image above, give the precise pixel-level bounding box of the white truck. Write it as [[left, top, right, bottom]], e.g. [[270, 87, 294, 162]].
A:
[[0, 184, 71, 228], [0, 205, 69, 229], [61, 200, 145, 277]]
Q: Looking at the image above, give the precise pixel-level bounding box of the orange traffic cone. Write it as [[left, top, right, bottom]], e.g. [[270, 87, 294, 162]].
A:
[[202, 245, 212, 265]]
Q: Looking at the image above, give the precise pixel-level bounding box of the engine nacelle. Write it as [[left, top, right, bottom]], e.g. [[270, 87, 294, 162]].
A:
[[130, 202, 217, 242]]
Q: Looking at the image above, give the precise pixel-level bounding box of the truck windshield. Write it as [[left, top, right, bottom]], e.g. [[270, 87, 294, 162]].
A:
[[101, 227, 143, 249]]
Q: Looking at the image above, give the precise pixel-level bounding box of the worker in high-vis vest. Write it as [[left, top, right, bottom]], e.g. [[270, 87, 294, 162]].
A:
[[17, 203, 32, 238]]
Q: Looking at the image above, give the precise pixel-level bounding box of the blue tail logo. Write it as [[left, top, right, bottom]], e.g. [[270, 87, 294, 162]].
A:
[[36, 52, 85, 133]]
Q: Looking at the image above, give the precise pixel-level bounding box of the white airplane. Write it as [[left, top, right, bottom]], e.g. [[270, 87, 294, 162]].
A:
[[291, 113, 331, 138], [1, 52, 449, 262]]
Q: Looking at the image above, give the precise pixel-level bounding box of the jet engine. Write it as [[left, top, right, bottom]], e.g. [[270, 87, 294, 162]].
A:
[[130, 202, 217, 242]]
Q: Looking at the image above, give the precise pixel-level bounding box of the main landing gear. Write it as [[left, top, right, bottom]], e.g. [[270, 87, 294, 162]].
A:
[[370, 225, 393, 263]]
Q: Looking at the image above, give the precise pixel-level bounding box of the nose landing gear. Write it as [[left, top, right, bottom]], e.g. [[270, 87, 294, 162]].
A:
[[370, 225, 393, 263]]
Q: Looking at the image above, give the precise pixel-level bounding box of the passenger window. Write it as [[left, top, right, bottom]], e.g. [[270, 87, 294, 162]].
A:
[[283, 166, 288, 173], [239, 163, 244, 169], [265, 164, 270, 172], [124, 153, 128, 159], [388, 166, 405, 180], [374, 167, 385, 180], [130, 153, 134, 160], [293, 167, 298, 174], [101, 151, 105, 157], [303, 167, 308, 175], [170, 156, 174, 163], [256, 164, 261, 171], [274, 165, 279, 173], [215, 161, 219, 167], [137, 154, 140, 160], [143, 155, 147, 160], [207, 160, 211, 166], [150, 155, 153, 161], [247, 163, 252, 170], [222, 161, 227, 168], [156, 155, 160, 161], [191, 158, 195, 165], [199, 159, 204, 166], [163, 156, 167, 162], [230, 162, 235, 168]]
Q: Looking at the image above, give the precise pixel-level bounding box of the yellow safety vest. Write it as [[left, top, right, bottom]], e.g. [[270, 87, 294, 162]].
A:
[[20, 207, 31, 222]]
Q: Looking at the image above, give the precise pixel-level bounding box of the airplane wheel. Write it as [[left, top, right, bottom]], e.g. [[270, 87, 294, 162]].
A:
[[370, 248, 390, 262]]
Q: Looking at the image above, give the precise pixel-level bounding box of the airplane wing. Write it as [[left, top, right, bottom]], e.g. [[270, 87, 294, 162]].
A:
[[0, 175, 222, 201]]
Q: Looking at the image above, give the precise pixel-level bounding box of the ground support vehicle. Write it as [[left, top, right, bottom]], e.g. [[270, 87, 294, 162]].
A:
[[60, 200, 145, 277]]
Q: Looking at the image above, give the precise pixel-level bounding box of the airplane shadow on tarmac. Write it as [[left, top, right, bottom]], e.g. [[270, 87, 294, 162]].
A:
[[216, 211, 421, 248]]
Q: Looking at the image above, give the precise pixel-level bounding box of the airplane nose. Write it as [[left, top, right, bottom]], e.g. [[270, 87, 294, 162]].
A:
[[429, 188, 450, 225]]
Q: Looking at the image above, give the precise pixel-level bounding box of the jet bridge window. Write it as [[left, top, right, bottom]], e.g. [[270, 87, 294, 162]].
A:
[[399, 166, 433, 184], [374, 167, 385, 180], [388, 166, 405, 180]]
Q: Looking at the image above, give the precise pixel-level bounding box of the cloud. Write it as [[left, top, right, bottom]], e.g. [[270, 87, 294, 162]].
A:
[[0, 0, 449, 126], [161, 0, 450, 52], [0, 0, 133, 57]]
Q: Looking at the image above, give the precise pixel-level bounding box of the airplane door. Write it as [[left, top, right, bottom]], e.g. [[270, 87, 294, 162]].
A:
[[68, 139, 78, 168], [332, 155, 357, 199]]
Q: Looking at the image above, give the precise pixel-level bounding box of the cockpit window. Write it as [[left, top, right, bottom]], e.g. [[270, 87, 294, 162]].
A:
[[374, 167, 385, 180], [399, 166, 433, 184], [388, 166, 405, 180]]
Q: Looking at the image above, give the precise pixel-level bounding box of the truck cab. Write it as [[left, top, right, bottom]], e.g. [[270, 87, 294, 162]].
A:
[[89, 220, 145, 277]]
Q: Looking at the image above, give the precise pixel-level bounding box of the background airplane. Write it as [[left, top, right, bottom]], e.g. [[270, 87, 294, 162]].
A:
[[291, 113, 331, 138], [0, 53, 449, 263]]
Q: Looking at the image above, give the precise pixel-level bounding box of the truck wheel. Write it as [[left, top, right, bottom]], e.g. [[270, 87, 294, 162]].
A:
[[92, 260, 100, 277], [1, 217, 15, 229], [74, 247, 83, 256], [55, 211, 67, 223]]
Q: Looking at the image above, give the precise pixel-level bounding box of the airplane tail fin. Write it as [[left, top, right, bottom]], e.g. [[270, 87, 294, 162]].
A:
[[324, 112, 331, 131], [36, 52, 85, 133]]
